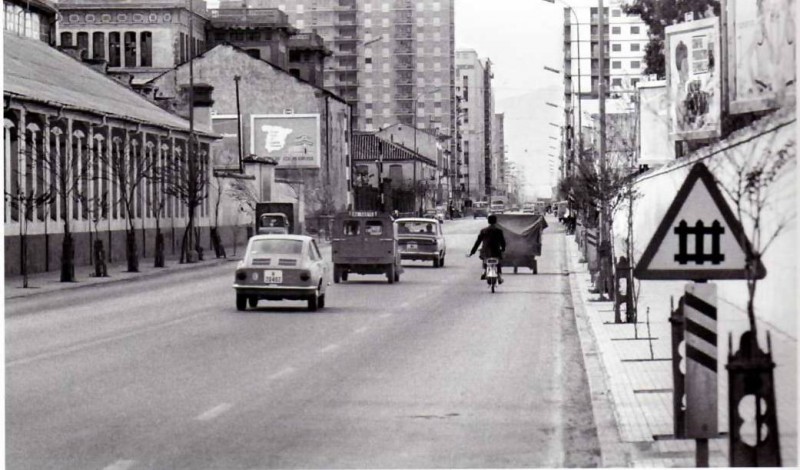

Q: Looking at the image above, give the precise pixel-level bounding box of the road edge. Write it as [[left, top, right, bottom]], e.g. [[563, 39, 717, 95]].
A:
[[562, 232, 631, 467]]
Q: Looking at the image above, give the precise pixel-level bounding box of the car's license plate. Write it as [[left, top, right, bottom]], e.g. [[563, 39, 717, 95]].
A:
[[407, 243, 417, 251], [263, 270, 283, 284]]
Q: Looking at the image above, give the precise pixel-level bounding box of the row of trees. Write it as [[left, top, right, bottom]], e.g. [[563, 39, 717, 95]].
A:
[[5, 120, 211, 286]]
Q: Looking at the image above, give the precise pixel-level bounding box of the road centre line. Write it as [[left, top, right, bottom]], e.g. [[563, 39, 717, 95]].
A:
[[6, 312, 210, 368], [379, 313, 392, 318], [196, 403, 233, 421], [319, 344, 340, 353], [102, 460, 136, 470], [268, 367, 296, 380], [354, 326, 369, 334]]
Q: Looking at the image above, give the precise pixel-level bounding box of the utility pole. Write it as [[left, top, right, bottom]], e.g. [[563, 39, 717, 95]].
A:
[[234, 75, 243, 173]]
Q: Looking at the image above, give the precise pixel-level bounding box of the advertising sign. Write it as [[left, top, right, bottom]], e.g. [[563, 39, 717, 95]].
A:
[[210, 115, 240, 168], [250, 114, 321, 169], [725, 0, 796, 114], [666, 18, 721, 141], [638, 81, 671, 167]]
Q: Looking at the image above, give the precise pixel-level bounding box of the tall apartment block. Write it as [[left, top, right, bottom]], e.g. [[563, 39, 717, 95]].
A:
[[561, 0, 649, 175], [241, 1, 456, 137], [456, 49, 493, 202]]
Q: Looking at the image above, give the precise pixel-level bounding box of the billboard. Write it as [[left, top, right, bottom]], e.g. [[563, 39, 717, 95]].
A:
[[250, 114, 321, 169], [638, 81, 671, 166], [725, 0, 796, 114], [210, 115, 241, 168], [666, 18, 721, 141]]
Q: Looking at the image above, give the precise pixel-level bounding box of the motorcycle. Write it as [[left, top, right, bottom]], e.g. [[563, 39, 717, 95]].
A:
[[484, 257, 500, 293]]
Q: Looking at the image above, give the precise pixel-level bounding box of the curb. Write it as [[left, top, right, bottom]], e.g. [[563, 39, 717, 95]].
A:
[[563, 233, 631, 467], [5, 257, 237, 300]]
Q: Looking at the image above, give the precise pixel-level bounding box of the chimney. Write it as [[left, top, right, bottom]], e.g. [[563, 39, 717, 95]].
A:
[[178, 83, 215, 133], [83, 58, 109, 75]]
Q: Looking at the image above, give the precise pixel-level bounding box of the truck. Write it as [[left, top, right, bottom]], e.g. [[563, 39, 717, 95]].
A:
[[255, 202, 297, 235], [489, 195, 507, 214]]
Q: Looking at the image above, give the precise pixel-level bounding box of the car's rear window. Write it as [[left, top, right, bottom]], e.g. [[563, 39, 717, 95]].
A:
[[365, 220, 384, 236], [249, 239, 304, 255], [397, 221, 436, 235]]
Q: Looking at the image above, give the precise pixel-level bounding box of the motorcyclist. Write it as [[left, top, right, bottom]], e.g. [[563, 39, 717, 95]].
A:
[[467, 214, 507, 283]]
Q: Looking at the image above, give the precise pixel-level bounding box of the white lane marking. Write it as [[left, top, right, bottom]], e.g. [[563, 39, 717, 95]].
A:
[[196, 403, 233, 421], [379, 313, 392, 319], [268, 367, 296, 380], [7, 312, 209, 368], [319, 344, 340, 353], [400, 302, 410, 308], [102, 460, 136, 470], [354, 326, 369, 334]]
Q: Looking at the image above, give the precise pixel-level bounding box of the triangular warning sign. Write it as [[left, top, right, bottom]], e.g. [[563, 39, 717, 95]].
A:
[[633, 162, 766, 281]]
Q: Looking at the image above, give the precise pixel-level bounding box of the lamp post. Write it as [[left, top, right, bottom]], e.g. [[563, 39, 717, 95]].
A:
[[542, 0, 583, 177], [413, 86, 441, 215]]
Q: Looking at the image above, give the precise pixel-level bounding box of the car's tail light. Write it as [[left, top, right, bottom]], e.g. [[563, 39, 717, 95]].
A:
[[236, 271, 247, 281], [299, 271, 311, 281]]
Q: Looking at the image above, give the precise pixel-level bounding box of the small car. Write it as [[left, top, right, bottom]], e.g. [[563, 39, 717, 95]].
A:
[[233, 235, 329, 311], [395, 217, 447, 267], [473, 201, 488, 218]]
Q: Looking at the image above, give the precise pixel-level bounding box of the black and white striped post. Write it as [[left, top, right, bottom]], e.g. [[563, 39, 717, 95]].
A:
[[683, 282, 718, 466]]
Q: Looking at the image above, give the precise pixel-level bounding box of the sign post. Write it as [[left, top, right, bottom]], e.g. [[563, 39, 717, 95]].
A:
[[634, 162, 765, 467]]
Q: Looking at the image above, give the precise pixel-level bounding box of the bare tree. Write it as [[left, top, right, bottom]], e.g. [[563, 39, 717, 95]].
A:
[[713, 135, 796, 337], [161, 138, 209, 264], [100, 132, 159, 272], [5, 190, 55, 288]]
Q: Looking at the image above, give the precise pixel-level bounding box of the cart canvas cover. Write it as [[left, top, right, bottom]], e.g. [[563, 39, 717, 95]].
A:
[[495, 214, 548, 257]]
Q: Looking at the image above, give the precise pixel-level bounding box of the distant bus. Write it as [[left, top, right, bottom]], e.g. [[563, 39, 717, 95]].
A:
[[489, 196, 507, 214]]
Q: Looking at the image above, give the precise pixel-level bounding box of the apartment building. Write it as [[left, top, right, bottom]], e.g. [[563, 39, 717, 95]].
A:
[[455, 49, 493, 202], [242, 0, 456, 138]]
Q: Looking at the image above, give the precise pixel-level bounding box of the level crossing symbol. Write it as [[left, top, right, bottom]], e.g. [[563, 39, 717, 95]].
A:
[[634, 162, 765, 281]]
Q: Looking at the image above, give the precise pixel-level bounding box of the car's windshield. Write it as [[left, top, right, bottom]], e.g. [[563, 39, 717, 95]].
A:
[[249, 239, 304, 256], [260, 215, 286, 227], [397, 221, 437, 235]]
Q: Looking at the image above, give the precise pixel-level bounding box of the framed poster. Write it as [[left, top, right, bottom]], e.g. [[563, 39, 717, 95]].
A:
[[666, 17, 721, 142], [250, 114, 321, 169], [725, 0, 796, 114]]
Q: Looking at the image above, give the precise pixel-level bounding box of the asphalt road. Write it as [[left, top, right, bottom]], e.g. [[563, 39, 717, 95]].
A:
[[6, 215, 600, 469]]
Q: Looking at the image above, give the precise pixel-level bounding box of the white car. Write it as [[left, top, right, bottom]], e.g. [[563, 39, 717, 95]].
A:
[[233, 235, 329, 311], [395, 218, 447, 267]]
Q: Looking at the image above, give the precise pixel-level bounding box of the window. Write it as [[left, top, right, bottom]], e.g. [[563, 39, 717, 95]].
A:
[[612, 43, 621, 52], [417, 18, 424, 27], [631, 60, 640, 69], [60, 32, 73, 46], [612, 9, 621, 17], [77, 32, 88, 53], [433, 2, 441, 11], [612, 78, 622, 87], [344, 220, 360, 236], [365, 57, 372, 64], [140, 31, 152, 66], [631, 26, 640, 34], [92, 32, 105, 59], [631, 43, 640, 52], [382, 3, 389, 12], [124, 31, 136, 67], [433, 17, 440, 26], [364, 18, 371, 27], [365, 221, 383, 236], [382, 18, 389, 27], [612, 61, 621, 69], [108, 31, 121, 67], [611, 26, 621, 35], [631, 78, 640, 87], [417, 32, 424, 41], [416, 2, 424, 11], [296, 4, 304, 13]]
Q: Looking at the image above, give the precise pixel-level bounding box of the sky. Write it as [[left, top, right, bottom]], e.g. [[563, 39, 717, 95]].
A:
[[454, 0, 565, 199]]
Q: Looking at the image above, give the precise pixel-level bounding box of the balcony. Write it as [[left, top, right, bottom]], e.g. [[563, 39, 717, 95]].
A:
[[209, 8, 293, 30]]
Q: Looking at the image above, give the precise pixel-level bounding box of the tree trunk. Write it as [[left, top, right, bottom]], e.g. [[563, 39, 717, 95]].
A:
[[94, 239, 108, 277], [194, 226, 204, 261], [154, 230, 165, 268], [126, 230, 139, 272], [60, 231, 75, 282], [21, 232, 29, 288], [211, 227, 226, 259]]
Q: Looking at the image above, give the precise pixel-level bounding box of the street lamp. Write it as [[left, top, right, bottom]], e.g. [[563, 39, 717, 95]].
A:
[[542, 0, 583, 177], [549, 122, 561, 128], [545, 102, 560, 108], [413, 86, 441, 214]]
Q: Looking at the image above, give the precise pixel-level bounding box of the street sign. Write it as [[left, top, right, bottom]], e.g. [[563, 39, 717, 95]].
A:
[[633, 162, 766, 280]]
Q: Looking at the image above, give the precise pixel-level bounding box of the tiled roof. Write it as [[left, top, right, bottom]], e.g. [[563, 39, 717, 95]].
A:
[[3, 32, 211, 136], [351, 132, 436, 166]]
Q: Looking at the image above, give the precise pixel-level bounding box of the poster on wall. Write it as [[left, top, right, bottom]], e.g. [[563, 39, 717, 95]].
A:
[[250, 114, 321, 169], [210, 115, 241, 168], [666, 18, 721, 141], [726, 0, 796, 114]]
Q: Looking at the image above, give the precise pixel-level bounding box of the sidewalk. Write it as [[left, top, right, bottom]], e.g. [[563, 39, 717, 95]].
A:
[[565, 231, 797, 467], [4, 237, 332, 301]]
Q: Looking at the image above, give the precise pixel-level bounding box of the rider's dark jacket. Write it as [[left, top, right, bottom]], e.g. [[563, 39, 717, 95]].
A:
[[469, 224, 506, 259]]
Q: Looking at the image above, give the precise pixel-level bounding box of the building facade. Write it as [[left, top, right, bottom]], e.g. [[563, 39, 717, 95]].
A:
[[491, 112, 505, 197], [455, 49, 490, 202], [4, 0, 218, 276]]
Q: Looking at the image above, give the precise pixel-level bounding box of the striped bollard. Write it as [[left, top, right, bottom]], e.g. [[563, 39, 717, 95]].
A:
[[684, 283, 718, 466]]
